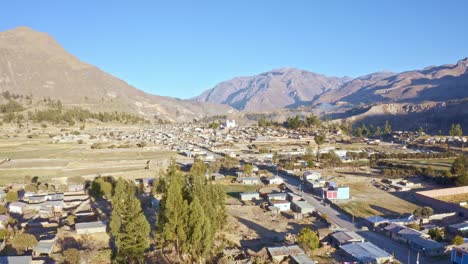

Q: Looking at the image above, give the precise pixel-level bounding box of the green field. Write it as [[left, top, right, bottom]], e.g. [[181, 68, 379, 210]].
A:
[[221, 184, 258, 198]]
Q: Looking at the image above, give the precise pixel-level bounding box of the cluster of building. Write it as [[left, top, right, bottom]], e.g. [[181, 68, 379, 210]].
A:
[[0, 182, 107, 262]]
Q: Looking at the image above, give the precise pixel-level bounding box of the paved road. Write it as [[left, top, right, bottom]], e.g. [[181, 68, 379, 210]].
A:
[[275, 170, 448, 264]]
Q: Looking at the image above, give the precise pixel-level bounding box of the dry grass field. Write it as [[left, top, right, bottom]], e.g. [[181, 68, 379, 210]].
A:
[[334, 175, 419, 218], [0, 136, 176, 185]]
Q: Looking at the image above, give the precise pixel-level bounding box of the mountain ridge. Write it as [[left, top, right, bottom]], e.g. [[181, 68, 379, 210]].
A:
[[195, 58, 468, 112], [0, 26, 233, 122]]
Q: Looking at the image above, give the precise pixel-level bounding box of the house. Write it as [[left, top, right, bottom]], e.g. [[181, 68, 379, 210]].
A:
[[340, 242, 393, 264], [408, 236, 445, 256], [239, 192, 260, 201], [237, 177, 259, 185], [267, 193, 288, 201], [291, 201, 314, 214], [9, 201, 27, 214], [267, 245, 305, 262], [0, 256, 32, 264], [287, 192, 302, 202], [133, 178, 154, 187], [303, 171, 321, 181], [269, 200, 290, 211], [267, 176, 284, 185], [447, 221, 468, 236], [290, 254, 316, 264], [365, 216, 388, 228], [322, 186, 350, 200], [452, 243, 468, 264], [224, 120, 236, 129], [330, 231, 365, 246], [33, 238, 55, 257], [210, 172, 225, 181], [75, 221, 107, 235]]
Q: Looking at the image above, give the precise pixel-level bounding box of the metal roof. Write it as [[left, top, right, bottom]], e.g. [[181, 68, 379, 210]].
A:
[[267, 245, 304, 257], [341, 242, 392, 262], [75, 221, 106, 230], [0, 256, 32, 264], [34, 239, 55, 254], [331, 231, 364, 244], [290, 254, 316, 264]]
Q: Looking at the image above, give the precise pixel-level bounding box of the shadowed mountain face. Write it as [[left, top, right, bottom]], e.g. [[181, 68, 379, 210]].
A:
[[330, 58, 468, 105], [193, 68, 351, 111], [195, 58, 468, 111], [0, 27, 231, 122]]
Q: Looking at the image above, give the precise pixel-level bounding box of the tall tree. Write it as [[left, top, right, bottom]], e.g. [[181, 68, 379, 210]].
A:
[[450, 123, 464, 150], [110, 178, 150, 263], [158, 164, 189, 259], [384, 120, 392, 135], [314, 134, 326, 162], [374, 126, 382, 138]]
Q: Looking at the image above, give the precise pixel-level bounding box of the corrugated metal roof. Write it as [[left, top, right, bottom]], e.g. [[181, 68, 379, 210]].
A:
[[341, 242, 392, 262], [0, 256, 32, 264], [267, 245, 304, 257], [75, 221, 106, 230], [290, 254, 316, 264]]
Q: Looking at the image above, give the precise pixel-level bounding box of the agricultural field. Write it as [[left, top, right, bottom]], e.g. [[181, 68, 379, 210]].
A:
[[388, 158, 455, 171], [0, 135, 177, 185], [437, 193, 468, 204], [335, 175, 419, 218]]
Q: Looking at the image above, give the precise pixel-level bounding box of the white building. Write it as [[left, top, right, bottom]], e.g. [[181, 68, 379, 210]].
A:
[[267, 176, 284, 185], [75, 221, 107, 235], [224, 120, 236, 129], [9, 202, 27, 215]]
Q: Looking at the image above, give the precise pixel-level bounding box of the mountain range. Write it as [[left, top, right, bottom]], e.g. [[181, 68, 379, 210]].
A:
[[0, 27, 232, 122], [0, 26, 466, 130], [194, 58, 468, 112]]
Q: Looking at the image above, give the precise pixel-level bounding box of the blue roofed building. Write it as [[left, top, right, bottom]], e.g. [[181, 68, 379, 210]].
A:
[[452, 243, 468, 264]]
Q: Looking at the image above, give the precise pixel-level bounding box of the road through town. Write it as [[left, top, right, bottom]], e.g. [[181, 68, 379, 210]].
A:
[[276, 171, 448, 264]]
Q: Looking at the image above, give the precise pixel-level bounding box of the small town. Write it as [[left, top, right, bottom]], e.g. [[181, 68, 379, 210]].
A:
[[1, 1, 468, 263], [0, 116, 466, 264]]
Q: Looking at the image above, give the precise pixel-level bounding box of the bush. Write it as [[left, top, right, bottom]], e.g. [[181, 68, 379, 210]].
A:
[[11, 233, 38, 253], [62, 248, 81, 264], [453, 235, 465, 245], [297, 227, 320, 253]]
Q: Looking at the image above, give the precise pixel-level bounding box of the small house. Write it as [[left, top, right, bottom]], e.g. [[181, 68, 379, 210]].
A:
[[9, 201, 27, 215], [75, 221, 107, 235], [267, 245, 305, 262], [330, 231, 365, 246], [269, 200, 290, 211], [447, 221, 468, 236], [267, 193, 288, 201], [340, 242, 393, 264], [33, 238, 55, 257], [0, 256, 32, 264], [303, 171, 321, 181], [291, 201, 314, 214], [239, 192, 260, 201], [452, 243, 468, 264], [237, 177, 259, 185], [267, 176, 284, 185]]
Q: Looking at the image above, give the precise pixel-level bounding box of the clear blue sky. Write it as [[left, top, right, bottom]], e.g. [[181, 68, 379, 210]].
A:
[[2, 0, 468, 99]]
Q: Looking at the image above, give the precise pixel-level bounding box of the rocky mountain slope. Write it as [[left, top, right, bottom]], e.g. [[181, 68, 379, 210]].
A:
[[193, 68, 350, 111], [0, 27, 231, 122], [196, 58, 468, 112], [321, 58, 468, 105]]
